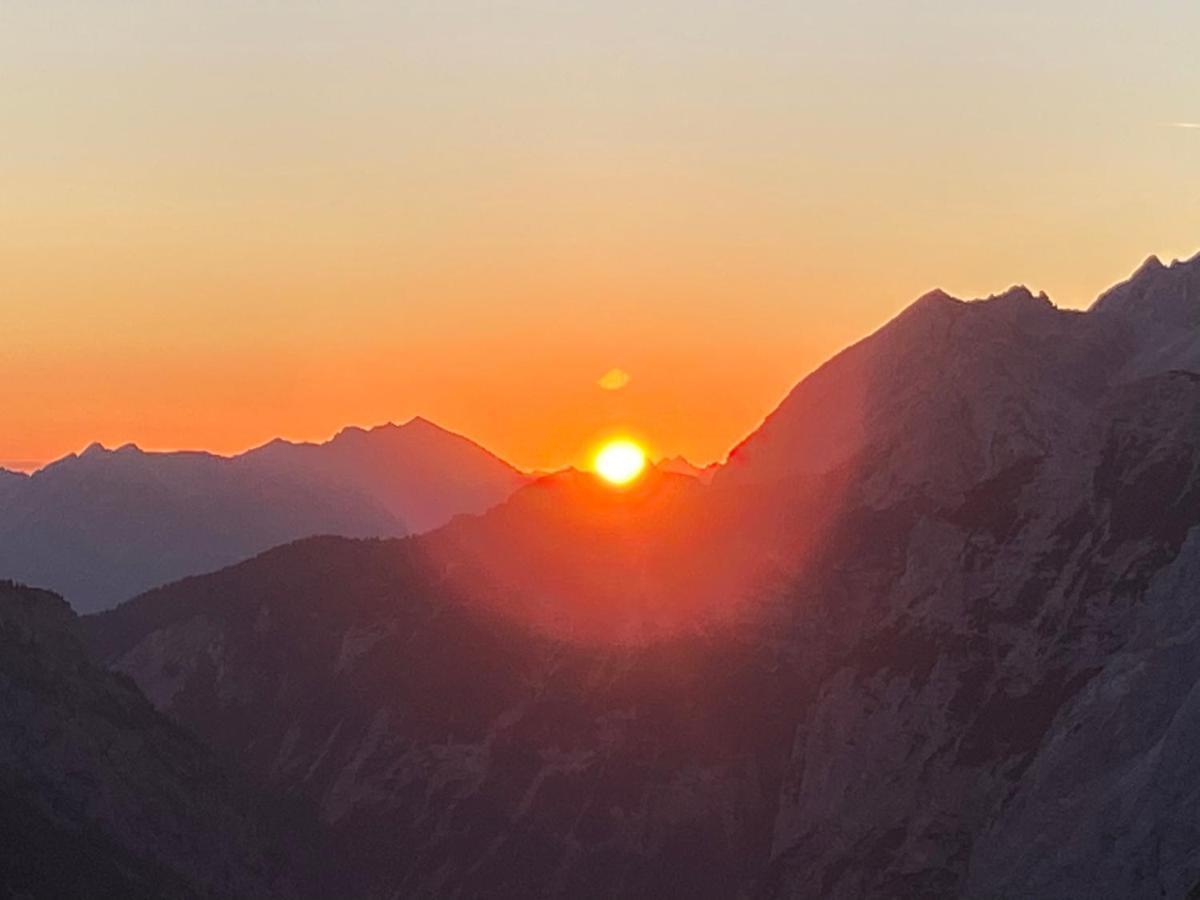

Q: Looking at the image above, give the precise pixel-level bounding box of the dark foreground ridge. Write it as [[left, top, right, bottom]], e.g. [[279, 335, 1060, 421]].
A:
[[0, 580, 338, 899]]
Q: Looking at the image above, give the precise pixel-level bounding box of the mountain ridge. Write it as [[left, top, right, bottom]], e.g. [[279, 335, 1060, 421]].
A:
[[719, 254, 1200, 498], [0, 417, 528, 612]]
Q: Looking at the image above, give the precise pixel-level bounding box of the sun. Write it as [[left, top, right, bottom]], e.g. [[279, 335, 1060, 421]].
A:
[[593, 439, 647, 485]]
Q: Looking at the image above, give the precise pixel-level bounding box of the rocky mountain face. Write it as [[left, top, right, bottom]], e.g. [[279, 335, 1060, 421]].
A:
[[718, 285, 1120, 504], [1091, 252, 1200, 379], [85, 253, 1200, 897], [88, 534, 804, 898], [412, 466, 824, 643], [0, 580, 335, 899], [0, 418, 528, 613], [761, 369, 1200, 898]]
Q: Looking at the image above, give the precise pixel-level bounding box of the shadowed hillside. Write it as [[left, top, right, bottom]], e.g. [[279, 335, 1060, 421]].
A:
[[0, 580, 340, 899]]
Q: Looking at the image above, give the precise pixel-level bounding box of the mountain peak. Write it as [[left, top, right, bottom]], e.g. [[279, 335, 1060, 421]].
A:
[[910, 287, 961, 310], [976, 285, 1057, 321], [656, 455, 718, 483], [901, 284, 1052, 323], [1090, 248, 1200, 321], [331, 417, 450, 444], [402, 415, 440, 430], [77, 440, 143, 460], [989, 284, 1051, 307], [392, 416, 458, 439], [1137, 253, 1165, 275], [887, 289, 965, 331]]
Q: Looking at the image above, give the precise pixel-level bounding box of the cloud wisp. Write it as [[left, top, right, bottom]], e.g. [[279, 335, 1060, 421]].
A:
[[597, 368, 631, 391]]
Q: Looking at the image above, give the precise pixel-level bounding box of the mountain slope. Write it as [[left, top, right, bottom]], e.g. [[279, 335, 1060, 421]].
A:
[[87, 534, 802, 897], [0, 418, 527, 613], [763, 370, 1200, 898], [0, 580, 334, 899]]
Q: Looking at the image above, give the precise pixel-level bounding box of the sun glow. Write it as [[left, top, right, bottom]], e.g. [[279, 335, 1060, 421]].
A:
[[593, 439, 647, 485]]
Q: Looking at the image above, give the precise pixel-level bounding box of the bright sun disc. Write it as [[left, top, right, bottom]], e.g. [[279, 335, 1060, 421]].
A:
[[593, 440, 647, 485]]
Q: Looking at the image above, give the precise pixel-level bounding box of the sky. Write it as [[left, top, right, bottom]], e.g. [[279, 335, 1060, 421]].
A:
[[2, 1, 1199, 472]]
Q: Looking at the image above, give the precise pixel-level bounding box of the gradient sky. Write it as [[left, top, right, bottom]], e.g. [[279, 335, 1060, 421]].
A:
[[3, 1, 1199, 472]]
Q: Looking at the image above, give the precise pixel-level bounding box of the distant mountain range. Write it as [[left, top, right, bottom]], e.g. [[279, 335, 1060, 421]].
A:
[[0, 417, 528, 613], [6, 250, 1200, 897]]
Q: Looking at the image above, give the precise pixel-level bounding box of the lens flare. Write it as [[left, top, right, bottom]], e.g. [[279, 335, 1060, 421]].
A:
[[593, 440, 647, 485]]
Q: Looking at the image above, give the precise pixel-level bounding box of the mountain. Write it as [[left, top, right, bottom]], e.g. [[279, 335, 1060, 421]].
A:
[[85, 251, 1200, 897], [718, 286, 1121, 501], [87, 533, 801, 897], [237, 417, 529, 534], [656, 455, 719, 483], [0, 467, 26, 502], [0, 418, 528, 613], [1090, 252, 1200, 378], [0, 580, 337, 899], [419, 467, 795, 642]]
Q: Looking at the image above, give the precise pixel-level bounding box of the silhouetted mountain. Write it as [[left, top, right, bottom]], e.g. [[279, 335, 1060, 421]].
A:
[[656, 455, 719, 483], [0, 580, 335, 899], [0, 467, 25, 502], [87, 533, 803, 897], [0, 418, 528, 613], [84, 252, 1200, 897], [239, 417, 528, 533], [415, 466, 823, 642]]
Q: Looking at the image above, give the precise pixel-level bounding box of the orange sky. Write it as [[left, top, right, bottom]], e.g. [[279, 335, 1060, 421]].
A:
[[3, 2, 1199, 472]]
